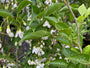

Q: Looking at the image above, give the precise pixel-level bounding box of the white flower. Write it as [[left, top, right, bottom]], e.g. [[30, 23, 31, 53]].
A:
[[32, 46, 45, 56], [57, 48, 60, 52], [59, 56, 62, 59], [65, 45, 70, 48], [28, 60, 36, 65], [6, 25, 14, 37], [15, 42, 17, 46], [0, 43, 2, 48], [50, 30, 55, 34], [45, 0, 52, 5], [13, 4, 17, 8], [40, 45, 43, 48], [15, 29, 24, 39], [43, 21, 51, 28], [6, 26, 11, 34], [26, 26, 30, 30], [42, 36, 48, 40], [8, 32, 14, 37]]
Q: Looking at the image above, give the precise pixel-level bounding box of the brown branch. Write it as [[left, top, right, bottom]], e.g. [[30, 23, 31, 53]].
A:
[[64, 0, 82, 53]]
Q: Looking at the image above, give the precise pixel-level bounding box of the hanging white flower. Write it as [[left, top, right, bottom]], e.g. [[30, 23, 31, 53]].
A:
[[6, 25, 14, 37], [43, 21, 51, 28], [15, 29, 24, 39], [8, 32, 14, 37], [6, 25, 11, 34]]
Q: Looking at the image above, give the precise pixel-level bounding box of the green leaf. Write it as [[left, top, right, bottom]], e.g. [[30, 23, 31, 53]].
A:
[[83, 45, 90, 54], [0, 9, 13, 19], [66, 54, 90, 65], [67, 63, 76, 68], [55, 22, 68, 29], [78, 16, 84, 23], [85, 7, 90, 18], [31, 5, 40, 20], [59, 28, 72, 36], [78, 4, 87, 16], [48, 59, 68, 67], [76, 64, 87, 68], [62, 48, 77, 57], [43, 3, 64, 16], [55, 37, 72, 46], [17, 0, 32, 13], [29, 3, 64, 26], [19, 30, 51, 43], [44, 16, 57, 26], [38, 3, 64, 17]]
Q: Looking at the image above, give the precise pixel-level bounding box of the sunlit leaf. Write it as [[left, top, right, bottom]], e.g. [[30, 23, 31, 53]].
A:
[[17, 0, 32, 13], [48, 59, 68, 67], [83, 45, 90, 54], [66, 54, 90, 65], [78, 4, 87, 16], [19, 30, 51, 43]]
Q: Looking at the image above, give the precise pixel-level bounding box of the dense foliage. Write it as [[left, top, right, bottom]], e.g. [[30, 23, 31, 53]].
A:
[[0, 0, 90, 68]]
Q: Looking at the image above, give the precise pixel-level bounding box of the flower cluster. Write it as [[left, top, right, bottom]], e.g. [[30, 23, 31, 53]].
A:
[[32, 46, 45, 56], [28, 58, 46, 68]]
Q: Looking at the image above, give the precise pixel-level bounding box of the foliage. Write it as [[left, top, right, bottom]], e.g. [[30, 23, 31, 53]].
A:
[[0, 0, 90, 68]]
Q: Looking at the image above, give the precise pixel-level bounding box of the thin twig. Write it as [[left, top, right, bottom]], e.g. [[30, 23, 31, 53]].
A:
[[64, 0, 82, 53]]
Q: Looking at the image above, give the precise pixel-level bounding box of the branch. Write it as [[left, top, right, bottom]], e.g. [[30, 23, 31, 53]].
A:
[[64, 0, 82, 53]]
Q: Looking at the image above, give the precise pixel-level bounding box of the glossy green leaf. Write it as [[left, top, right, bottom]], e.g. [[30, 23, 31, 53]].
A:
[[66, 54, 90, 65], [31, 5, 40, 20], [62, 48, 77, 57], [85, 8, 90, 18], [38, 3, 64, 17], [67, 63, 76, 68], [78, 16, 84, 23], [55, 37, 72, 46], [43, 3, 64, 16], [55, 22, 68, 29], [59, 28, 72, 36], [0, 9, 13, 19], [44, 16, 57, 26], [48, 59, 68, 67], [78, 4, 87, 16], [17, 0, 32, 13], [19, 30, 51, 43], [83, 45, 90, 54], [76, 64, 87, 68]]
